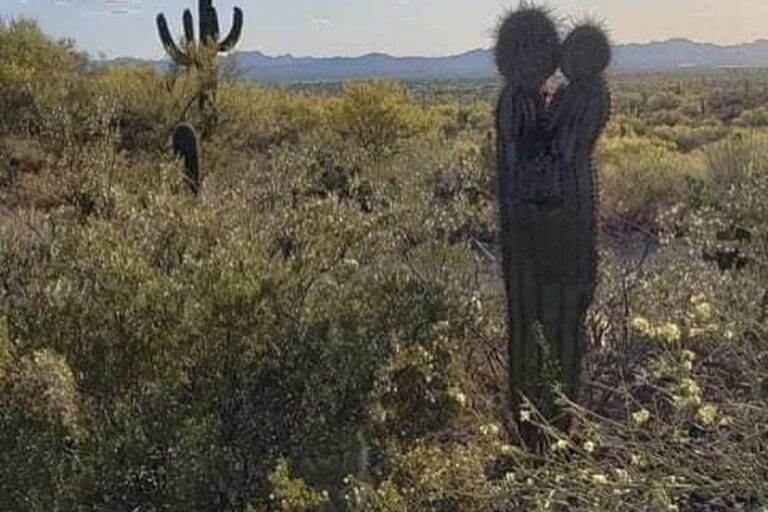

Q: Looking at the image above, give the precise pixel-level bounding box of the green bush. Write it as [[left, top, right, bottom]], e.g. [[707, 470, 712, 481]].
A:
[[331, 81, 428, 159], [0, 120, 480, 509], [599, 135, 705, 225], [0, 19, 90, 134]]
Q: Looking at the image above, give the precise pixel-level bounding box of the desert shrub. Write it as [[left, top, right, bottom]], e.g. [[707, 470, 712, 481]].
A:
[[650, 124, 728, 152], [331, 81, 429, 159], [599, 135, 705, 226], [647, 92, 682, 112], [267, 459, 330, 511], [93, 64, 196, 152], [678, 98, 706, 118], [604, 114, 649, 139], [0, 121, 480, 509], [0, 19, 91, 134], [733, 106, 768, 127], [0, 329, 86, 511], [216, 82, 330, 153], [647, 109, 690, 127], [615, 91, 648, 116], [697, 132, 768, 205]]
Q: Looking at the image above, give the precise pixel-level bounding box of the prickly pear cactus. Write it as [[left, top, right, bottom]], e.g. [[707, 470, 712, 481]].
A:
[[172, 123, 202, 196], [494, 7, 611, 448]]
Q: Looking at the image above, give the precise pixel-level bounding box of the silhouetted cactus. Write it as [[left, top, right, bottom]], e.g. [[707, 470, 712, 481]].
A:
[[156, 0, 243, 67], [495, 7, 611, 449], [172, 123, 202, 196], [157, 1, 243, 133]]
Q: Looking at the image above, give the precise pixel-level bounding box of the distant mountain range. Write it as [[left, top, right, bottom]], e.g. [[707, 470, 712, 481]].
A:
[[114, 39, 768, 82], [614, 38, 768, 72]]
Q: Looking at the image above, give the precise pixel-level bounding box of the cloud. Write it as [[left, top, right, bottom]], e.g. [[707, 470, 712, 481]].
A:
[[309, 18, 331, 26], [83, 0, 143, 16]]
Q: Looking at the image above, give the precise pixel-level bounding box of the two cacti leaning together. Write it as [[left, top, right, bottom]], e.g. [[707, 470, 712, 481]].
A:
[[494, 7, 611, 448], [157, 0, 244, 196]]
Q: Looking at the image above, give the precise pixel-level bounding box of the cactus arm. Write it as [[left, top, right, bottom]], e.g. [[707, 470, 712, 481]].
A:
[[199, 0, 213, 41], [157, 14, 193, 67], [551, 78, 610, 161], [218, 7, 244, 52], [208, 7, 221, 42], [200, 1, 220, 44], [183, 9, 195, 47]]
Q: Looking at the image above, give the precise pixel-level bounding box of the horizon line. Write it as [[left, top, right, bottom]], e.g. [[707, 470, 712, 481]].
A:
[[101, 36, 768, 62]]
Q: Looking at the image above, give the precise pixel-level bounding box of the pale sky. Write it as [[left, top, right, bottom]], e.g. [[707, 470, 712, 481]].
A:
[[1, 0, 767, 59]]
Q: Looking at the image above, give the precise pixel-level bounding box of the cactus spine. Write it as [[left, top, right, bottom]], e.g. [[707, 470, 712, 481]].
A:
[[172, 123, 202, 196], [156, 1, 243, 132], [494, 7, 611, 449]]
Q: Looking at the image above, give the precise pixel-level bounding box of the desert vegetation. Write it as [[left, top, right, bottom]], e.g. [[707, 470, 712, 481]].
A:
[[0, 7, 767, 511]]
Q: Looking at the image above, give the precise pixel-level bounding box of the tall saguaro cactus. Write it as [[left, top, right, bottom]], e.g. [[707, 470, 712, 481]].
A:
[[494, 7, 611, 449], [156, 1, 243, 132], [156, 0, 244, 67]]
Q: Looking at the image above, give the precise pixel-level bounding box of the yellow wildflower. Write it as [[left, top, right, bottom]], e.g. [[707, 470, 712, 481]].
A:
[[615, 468, 631, 484], [681, 350, 696, 363], [679, 377, 701, 397], [479, 423, 499, 437], [690, 293, 707, 305], [449, 387, 467, 408], [631, 316, 651, 334], [657, 322, 681, 343], [693, 301, 713, 321], [697, 404, 718, 426], [632, 408, 652, 427]]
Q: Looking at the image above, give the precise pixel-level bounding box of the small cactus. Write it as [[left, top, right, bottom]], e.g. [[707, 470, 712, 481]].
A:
[[495, 6, 611, 449], [172, 123, 202, 196]]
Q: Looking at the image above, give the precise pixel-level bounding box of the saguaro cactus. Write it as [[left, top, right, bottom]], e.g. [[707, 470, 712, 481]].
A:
[[495, 7, 611, 448], [156, 0, 244, 67], [156, 1, 243, 132], [172, 123, 202, 196]]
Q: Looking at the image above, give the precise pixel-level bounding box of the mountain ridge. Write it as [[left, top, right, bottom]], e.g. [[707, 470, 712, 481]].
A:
[[113, 38, 768, 82]]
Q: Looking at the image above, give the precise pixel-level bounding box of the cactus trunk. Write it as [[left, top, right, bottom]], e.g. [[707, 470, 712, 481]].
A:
[[494, 7, 611, 450]]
